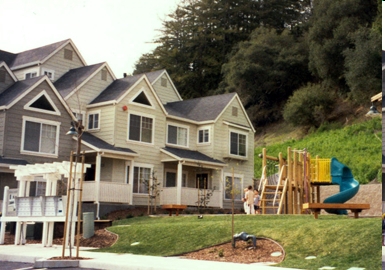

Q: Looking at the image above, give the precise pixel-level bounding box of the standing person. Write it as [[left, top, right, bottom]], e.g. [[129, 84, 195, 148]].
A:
[[382, 214, 385, 246], [245, 185, 255, 215], [254, 189, 261, 214], [242, 188, 249, 214]]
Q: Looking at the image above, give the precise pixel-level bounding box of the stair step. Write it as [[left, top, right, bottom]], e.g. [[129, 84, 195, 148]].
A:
[[264, 185, 284, 190], [263, 192, 282, 195]]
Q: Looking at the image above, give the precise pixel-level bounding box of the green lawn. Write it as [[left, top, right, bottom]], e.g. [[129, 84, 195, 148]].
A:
[[94, 214, 381, 270]]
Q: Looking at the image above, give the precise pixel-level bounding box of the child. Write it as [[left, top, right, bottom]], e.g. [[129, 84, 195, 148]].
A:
[[254, 189, 260, 214]]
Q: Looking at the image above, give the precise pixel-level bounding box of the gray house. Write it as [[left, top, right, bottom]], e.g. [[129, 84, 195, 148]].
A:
[[0, 40, 256, 219]]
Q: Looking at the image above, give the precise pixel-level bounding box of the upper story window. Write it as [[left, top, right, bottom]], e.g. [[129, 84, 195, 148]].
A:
[[167, 124, 188, 147], [198, 127, 210, 144], [43, 69, 55, 81], [25, 72, 37, 79], [64, 49, 73, 60], [128, 114, 153, 143], [230, 131, 247, 157], [21, 116, 60, 157], [87, 111, 100, 130]]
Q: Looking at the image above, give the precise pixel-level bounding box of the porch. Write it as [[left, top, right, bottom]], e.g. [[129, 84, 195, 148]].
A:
[[82, 181, 131, 204]]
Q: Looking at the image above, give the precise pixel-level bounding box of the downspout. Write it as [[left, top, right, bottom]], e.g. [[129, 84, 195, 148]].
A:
[[95, 152, 102, 220]]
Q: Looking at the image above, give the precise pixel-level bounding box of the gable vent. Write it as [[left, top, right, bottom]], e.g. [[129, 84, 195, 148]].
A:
[[30, 95, 55, 111], [24, 90, 61, 116], [64, 49, 73, 60], [161, 78, 167, 87], [232, 106, 238, 117], [133, 92, 151, 106]]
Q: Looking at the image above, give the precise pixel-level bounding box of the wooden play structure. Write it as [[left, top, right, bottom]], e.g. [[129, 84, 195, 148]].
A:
[[258, 147, 370, 218]]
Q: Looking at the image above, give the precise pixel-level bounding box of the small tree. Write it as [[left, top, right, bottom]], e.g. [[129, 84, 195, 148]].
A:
[[142, 171, 161, 215]]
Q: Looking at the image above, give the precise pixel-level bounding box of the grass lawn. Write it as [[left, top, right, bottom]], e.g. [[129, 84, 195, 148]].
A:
[[94, 214, 381, 270]]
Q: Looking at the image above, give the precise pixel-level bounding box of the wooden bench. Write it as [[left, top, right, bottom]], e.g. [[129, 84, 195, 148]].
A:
[[303, 203, 370, 219], [161, 204, 187, 216]]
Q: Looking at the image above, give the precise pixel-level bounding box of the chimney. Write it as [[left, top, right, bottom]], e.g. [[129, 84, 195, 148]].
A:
[[123, 73, 127, 78]]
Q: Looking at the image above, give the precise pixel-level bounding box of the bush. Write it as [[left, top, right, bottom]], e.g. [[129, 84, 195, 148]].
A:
[[283, 84, 336, 128]]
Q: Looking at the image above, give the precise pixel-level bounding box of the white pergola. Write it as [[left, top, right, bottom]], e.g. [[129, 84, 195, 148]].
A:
[[0, 161, 90, 247]]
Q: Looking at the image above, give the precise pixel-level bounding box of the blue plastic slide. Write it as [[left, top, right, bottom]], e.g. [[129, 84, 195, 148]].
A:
[[322, 158, 360, 215]]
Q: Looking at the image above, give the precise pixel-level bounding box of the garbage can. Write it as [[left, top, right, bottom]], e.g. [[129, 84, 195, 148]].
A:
[[83, 212, 94, 239]]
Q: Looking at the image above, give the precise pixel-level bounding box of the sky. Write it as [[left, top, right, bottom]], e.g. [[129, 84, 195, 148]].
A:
[[0, 0, 179, 78]]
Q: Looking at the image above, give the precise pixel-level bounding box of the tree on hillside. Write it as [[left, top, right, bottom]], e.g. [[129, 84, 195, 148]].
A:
[[133, 0, 311, 99], [219, 28, 312, 126], [307, 0, 378, 92]]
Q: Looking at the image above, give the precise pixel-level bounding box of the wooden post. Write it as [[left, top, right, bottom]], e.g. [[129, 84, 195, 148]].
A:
[[287, 147, 293, 214], [62, 151, 74, 258], [262, 148, 267, 214]]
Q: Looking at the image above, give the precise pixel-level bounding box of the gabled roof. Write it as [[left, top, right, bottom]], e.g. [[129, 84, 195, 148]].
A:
[[0, 76, 43, 107], [144, 69, 182, 102], [0, 157, 29, 166], [80, 132, 138, 156], [164, 92, 236, 122], [55, 62, 111, 98], [161, 146, 225, 167], [0, 61, 17, 82], [90, 74, 143, 104], [0, 39, 86, 70]]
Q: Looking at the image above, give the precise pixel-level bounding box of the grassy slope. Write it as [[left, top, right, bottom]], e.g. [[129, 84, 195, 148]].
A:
[[96, 215, 381, 270], [254, 117, 382, 184]]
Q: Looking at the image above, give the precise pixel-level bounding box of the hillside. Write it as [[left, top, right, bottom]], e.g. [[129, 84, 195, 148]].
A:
[[253, 116, 382, 184]]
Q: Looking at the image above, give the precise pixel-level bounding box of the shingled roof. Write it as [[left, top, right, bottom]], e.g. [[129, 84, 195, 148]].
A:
[[55, 63, 105, 98], [164, 92, 236, 122], [144, 69, 166, 83], [89, 74, 144, 104], [0, 39, 71, 70], [0, 76, 43, 107], [162, 146, 225, 166], [81, 132, 137, 155]]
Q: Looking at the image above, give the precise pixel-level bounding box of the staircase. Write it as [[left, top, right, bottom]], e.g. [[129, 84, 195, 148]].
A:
[[260, 165, 288, 214]]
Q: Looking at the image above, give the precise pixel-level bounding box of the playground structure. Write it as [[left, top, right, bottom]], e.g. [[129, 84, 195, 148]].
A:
[[258, 147, 369, 217]]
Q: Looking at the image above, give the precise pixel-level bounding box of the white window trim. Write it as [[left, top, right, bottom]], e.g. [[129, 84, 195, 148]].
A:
[[72, 109, 86, 122], [87, 110, 101, 131], [24, 71, 38, 79], [223, 172, 244, 201], [133, 163, 154, 195], [197, 125, 211, 144], [228, 129, 248, 158], [20, 116, 60, 158], [129, 88, 155, 109], [42, 68, 55, 81], [24, 90, 61, 116], [166, 123, 189, 148], [164, 169, 188, 187], [127, 112, 155, 145]]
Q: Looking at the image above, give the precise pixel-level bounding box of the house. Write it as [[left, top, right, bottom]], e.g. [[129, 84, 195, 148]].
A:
[[0, 40, 256, 222]]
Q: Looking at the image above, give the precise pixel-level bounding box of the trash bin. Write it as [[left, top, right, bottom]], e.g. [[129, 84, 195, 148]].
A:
[[83, 212, 94, 239]]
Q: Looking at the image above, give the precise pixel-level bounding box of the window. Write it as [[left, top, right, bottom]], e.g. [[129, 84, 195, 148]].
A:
[[165, 171, 187, 187], [43, 69, 55, 80], [198, 128, 209, 144], [25, 72, 37, 79], [21, 117, 59, 156], [167, 125, 188, 146], [64, 49, 73, 60], [230, 132, 246, 157], [88, 112, 100, 130], [133, 166, 151, 194], [132, 91, 152, 106], [128, 114, 153, 143], [224, 175, 242, 200]]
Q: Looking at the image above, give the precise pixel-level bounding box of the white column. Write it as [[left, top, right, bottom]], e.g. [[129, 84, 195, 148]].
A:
[[95, 153, 101, 219], [219, 169, 224, 209], [176, 161, 183, 205], [0, 186, 9, 244], [42, 221, 48, 247], [129, 160, 135, 205]]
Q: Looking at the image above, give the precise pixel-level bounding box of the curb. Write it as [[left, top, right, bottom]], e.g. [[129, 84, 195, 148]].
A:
[[35, 259, 79, 268]]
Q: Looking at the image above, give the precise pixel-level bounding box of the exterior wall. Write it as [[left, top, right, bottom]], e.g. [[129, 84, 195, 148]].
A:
[[0, 66, 15, 95], [0, 111, 4, 156], [0, 173, 17, 200], [165, 119, 198, 150], [2, 80, 75, 163], [196, 123, 215, 157], [66, 67, 114, 112], [86, 104, 115, 145], [152, 74, 181, 104]]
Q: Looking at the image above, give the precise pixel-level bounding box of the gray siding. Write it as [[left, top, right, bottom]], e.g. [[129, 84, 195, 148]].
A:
[[2, 80, 76, 163], [152, 74, 181, 104], [0, 112, 4, 156]]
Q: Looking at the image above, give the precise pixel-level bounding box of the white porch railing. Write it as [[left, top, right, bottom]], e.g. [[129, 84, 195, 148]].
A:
[[161, 187, 222, 207], [82, 181, 131, 204]]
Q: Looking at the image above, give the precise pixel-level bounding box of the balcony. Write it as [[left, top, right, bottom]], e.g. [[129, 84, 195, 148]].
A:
[[82, 181, 131, 204], [161, 187, 222, 208]]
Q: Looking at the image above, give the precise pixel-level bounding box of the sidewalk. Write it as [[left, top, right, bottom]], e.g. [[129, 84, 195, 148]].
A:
[[0, 244, 301, 270]]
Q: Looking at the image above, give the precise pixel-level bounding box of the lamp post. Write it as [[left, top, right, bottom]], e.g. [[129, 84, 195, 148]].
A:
[[62, 119, 84, 258]]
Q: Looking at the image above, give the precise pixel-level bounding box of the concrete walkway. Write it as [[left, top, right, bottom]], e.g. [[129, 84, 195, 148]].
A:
[[0, 244, 301, 270]]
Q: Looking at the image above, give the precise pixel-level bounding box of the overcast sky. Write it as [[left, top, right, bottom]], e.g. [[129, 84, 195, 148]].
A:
[[0, 0, 179, 78]]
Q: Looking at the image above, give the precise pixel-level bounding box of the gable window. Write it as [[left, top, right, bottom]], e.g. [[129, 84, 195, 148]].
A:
[[24, 90, 61, 116], [133, 166, 151, 194], [198, 128, 210, 144], [21, 116, 59, 157], [128, 114, 153, 143], [224, 174, 242, 200], [64, 49, 73, 60], [43, 69, 55, 81], [88, 111, 100, 130], [25, 72, 37, 79], [132, 91, 152, 107], [230, 131, 247, 157], [167, 125, 188, 147]]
